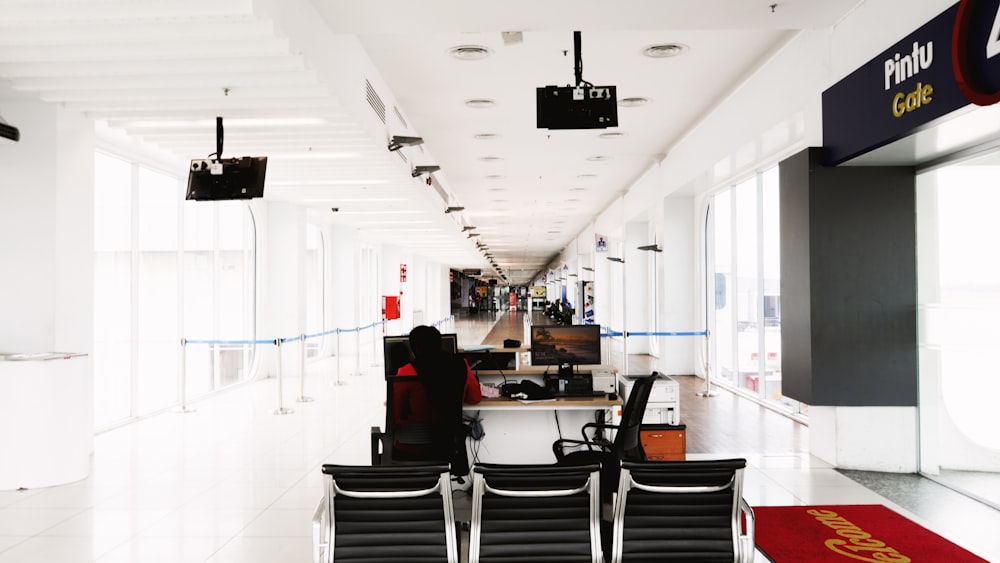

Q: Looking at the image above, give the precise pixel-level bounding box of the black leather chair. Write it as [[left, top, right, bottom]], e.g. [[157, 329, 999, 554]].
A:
[[312, 463, 459, 563], [468, 463, 604, 563], [552, 372, 658, 500], [371, 375, 470, 476], [608, 459, 755, 563]]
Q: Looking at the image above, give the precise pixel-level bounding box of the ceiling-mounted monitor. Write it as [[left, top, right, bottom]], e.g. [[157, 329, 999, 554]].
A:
[[536, 85, 618, 130], [185, 156, 267, 201]]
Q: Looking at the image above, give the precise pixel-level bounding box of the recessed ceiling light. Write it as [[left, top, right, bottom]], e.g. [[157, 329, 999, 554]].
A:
[[486, 174, 505, 180], [465, 98, 496, 108], [448, 45, 493, 60], [569, 187, 588, 192], [577, 174, 598, 179], [643, 43, 689, 58], [586, 155, 611, 162], [487, 187, 507, 192], [479, 156, 503, 162], [599, 132, 625, 139], [474, 133, 500, 140], [618, 97, 650, 107]]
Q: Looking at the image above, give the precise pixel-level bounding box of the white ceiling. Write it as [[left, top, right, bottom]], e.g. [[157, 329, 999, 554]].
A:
[[0, 0, 865, 285]]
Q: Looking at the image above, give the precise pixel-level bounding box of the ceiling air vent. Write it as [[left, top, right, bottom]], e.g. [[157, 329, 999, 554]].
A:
[[365, 79, 386, 124], [448, 45, 492, 60]]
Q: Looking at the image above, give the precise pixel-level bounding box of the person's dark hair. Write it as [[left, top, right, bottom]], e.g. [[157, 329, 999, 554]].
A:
[[408, 325, 443, 359]]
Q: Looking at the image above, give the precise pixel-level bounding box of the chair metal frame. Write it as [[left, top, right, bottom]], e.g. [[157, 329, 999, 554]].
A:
[[468, 463, 604, 563], [609, 459, 755, 563], [312, 463, 458, 563]]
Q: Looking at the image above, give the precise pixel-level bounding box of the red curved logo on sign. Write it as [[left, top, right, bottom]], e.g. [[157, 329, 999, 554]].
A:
[[953, 0, 1000, 105]]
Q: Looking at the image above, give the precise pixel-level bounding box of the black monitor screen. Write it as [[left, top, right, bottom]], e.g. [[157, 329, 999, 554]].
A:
[[530, 324, 602, 367], [186, 156, 267, 201], [383, 333, 458, 376]]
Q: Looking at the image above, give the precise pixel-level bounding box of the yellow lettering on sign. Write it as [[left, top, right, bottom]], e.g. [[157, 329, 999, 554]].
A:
[[892, 82, 934, 117], [805, 508, 912, 562]]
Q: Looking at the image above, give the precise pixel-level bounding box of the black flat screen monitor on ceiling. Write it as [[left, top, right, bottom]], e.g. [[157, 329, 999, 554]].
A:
[[530, 324, 602, 372], [383, 333, 459, 376], [186, 156, 267, 201], [536, 85, 618, 130]]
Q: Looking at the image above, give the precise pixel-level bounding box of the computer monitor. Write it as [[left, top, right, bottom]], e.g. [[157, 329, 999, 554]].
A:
[[383, 333, 459, 376], [186, 156, 267, 201], [530, 324, 602, 375]]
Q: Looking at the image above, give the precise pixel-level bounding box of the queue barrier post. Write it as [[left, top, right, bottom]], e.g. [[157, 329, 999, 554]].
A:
[[273, 338, 294, 415], [334, 329, 346, 385], [178, 338, 195, 413], [697, 329, 718, 397], [297, 334, 314, 403]]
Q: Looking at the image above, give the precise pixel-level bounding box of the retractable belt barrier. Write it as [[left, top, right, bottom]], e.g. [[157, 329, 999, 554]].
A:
[[179, 316, 455, 415]]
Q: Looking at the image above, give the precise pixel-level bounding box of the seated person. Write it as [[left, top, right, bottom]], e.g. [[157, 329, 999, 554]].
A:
[[393, 325, 482, 473]]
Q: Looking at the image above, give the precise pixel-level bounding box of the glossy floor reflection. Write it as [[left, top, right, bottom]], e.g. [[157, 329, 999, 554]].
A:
[[0, 310, 996, 562]]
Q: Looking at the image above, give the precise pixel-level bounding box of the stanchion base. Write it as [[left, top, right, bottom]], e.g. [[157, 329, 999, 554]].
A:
[[333, 380, 349, 386], [696, 390, 719, 397], [296, 396, 315, 403], [177, 406, 197, 414], [273, 407, 295, 415]]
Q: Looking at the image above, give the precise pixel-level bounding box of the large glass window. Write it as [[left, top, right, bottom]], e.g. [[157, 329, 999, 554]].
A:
[[182, 201, 256, 395], [917, 150, 1000, 484], [93, 153, 133, 425], [136, 167, 180, 414], [94, 151, 257, 428], [709, 165, 792, 413], [305, 224, 325, 358]]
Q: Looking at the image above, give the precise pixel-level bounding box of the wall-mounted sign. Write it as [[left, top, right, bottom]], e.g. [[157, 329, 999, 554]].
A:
[[400, 263, 407, 282], [822, 1, 999, 165]]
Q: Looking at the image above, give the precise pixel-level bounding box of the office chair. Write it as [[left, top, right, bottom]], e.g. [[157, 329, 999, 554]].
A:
[[468, 462, 604, 563], [609, 459, 755, 563], [552, 372, 658, 500], [312, 463, 459, 563], [371, 375, 471, 476]]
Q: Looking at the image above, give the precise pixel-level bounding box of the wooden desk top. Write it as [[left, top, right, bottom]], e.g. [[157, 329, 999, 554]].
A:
[[464, 394, 622, 411], [473, 364, 616, 377]]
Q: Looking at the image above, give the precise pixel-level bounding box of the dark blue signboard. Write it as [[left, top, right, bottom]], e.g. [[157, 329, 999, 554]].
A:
[[823, 3, 967, 165]]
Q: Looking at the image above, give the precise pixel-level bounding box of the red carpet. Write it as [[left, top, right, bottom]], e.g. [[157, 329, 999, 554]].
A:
[[753, 504, 989, 562]]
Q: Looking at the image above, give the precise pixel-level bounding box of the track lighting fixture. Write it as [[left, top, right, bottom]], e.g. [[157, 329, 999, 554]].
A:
[[413, 165, 441, 177], [387, 135, 423, 152]]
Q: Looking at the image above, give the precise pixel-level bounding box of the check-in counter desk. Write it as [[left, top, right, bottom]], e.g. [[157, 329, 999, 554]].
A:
[[463, 365, 621, 464], [0, 353, 92, 490]]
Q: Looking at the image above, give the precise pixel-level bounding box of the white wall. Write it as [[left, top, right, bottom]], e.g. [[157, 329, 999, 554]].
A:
[[658, 196, 697, 376], [0, 99, 94, 353]]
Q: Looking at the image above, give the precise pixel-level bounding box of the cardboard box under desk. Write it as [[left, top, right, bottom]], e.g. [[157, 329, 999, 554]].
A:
[[639, 423, 686, 461]]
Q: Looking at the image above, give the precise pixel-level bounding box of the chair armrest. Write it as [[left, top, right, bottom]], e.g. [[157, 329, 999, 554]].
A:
[[371, 426, 389, 466], [552, 438, 608, 461], [312, 496, 329, 563], [581, 421, 619, 443], [738, 497, 755, 563]]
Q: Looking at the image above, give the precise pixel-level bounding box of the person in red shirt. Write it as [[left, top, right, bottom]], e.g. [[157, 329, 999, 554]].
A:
[[393, 325, 481, 474]]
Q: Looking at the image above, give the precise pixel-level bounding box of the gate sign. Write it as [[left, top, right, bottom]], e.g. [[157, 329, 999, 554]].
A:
[[400, 263, 407, 282], [823, 1, 1000, 165]]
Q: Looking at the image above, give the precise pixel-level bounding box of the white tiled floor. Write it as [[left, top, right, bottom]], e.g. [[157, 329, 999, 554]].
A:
[[1, 312, 998, 562]]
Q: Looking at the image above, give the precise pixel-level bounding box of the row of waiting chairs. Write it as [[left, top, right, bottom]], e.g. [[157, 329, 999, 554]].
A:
[[312, 459, 755, 563]]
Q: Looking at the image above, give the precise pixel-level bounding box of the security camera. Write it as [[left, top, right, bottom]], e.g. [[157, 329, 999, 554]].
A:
[[412, 165, 441, 177], [388, 135, 424, 151], [330, 207, 339, 213]]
